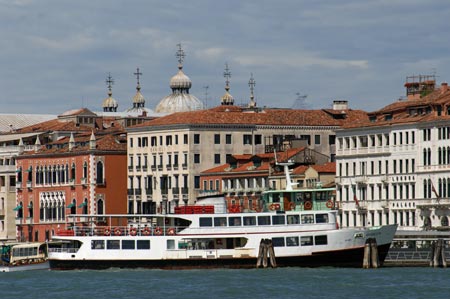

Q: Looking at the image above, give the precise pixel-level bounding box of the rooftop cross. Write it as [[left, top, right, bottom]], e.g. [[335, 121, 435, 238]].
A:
[[105, 73, 114, 94], [176, 43, 185, 69], [223, 63, 231, 90], [134, 67, 142, 86], [248, 73, 255, 96]]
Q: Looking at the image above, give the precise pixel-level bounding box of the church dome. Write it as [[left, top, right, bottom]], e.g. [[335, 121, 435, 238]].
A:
[[102, 92, 118, 112], [170, 68, 192, 90]]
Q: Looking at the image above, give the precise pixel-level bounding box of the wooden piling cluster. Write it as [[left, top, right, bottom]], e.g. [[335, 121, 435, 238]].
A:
[[256, 239, 277, 268], [430, 239, 447, 268], [363, 238, 379, 269]]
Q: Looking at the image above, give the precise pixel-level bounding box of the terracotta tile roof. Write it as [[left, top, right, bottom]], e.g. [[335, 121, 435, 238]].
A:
[[130, 106, 368, 129], [311, 162, 336, 173], [201, 163, 232, 174], [14, 119, 94, 134], [344, 86, 450, 129], [292, 165, 308, 175]]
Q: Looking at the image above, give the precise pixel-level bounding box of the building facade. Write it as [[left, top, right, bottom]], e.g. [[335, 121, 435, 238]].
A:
[[335, 78, 450, 231]]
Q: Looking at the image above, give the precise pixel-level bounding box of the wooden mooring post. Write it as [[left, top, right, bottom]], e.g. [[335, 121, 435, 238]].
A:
[[363, 238, 379, 269], [430, 239, 447, 268], [256, 239, 277, 268]]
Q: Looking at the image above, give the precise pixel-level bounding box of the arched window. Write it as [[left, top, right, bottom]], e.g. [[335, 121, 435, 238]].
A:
[[96, 161, 104, 184], [441, 216, 449, 227], [423, 179, 428, 198], [424, 216, 431, 230], [82, 198, 88, 214], [97, 199, 104, 215], [83, 162, 88, 179], [70, 199, 76, 215], [71, 163, 76, 182], [28, 201, 33, 218]]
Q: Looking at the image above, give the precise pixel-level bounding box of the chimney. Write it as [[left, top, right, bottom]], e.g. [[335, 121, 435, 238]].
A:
[[34, 136, 41, 153], [69, 133, 75, 151], [89, 131, 96, 150], [332, 100, 348, 111], [441, 82, 448, 93], [18, 138, 24, 154]]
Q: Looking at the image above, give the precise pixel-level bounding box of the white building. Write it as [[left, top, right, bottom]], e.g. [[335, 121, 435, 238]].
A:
[[335, 77, 450, 232]]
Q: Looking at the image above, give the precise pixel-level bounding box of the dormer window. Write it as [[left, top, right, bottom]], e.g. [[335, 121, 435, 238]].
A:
[[369, 115, 376, 122], [384, 114, 392, 121]]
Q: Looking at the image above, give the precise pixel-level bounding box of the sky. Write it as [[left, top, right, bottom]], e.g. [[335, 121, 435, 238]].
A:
[[1, 0, 449, 115]]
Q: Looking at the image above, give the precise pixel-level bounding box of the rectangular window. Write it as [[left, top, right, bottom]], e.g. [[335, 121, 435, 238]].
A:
[[272, 237, 285, 247], [175, 135, 179, 145], [130, 138, 133, 148], [214, 154, 221, 164], [137, 240, 150, 249], [287, 215, 299, 224], [226, 134, 232, 144], [314, 235, 328, 245], [315, 214, 329, 223], [194, 176, 200, 189], [122, 240, 135, 250], [315, 135, 321, 145], [243, 135, 252, 145], [286, 236, 299, 247], [257, 215, 271, 225], [214, 217, 227, 227], [301, 214, 314, 224], [167, 240, 175, 250], [214, 134, 220, 144], [91, 240, 105, 250], [200, 217, 213, 227], [107, 240, 120, 250], [194, 154, 200, 164], [272, 215, 285, 225], [254, 134, 262, 145], [194, 134, 200, 144], [184, 134, 188, 144], [301, 236, 313, 246], [243, 216, 256, 226], [228, 216, 242, 226]]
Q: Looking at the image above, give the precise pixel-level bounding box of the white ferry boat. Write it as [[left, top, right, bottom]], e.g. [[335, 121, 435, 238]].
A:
[[1, 242, 49, 272], [48, 185, 397, 269]]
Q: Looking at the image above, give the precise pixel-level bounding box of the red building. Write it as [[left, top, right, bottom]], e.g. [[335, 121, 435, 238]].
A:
[[15, 132, 127, 242]]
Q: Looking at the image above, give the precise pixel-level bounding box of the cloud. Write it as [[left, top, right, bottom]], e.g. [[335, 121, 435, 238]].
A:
[[27, 33, 95, 51]]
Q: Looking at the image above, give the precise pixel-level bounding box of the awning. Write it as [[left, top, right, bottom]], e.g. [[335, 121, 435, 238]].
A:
[[78, 202, 87, 208], [13, 205, 22, 211], [66, 203, 75, 208]]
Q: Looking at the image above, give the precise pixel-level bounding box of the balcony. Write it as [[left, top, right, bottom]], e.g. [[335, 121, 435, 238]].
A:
[[173, 164, 179, 170], [15, 217, 22, 225], [128, 166, 134, 171], [69, 179, 75, 188], [26, 181, 32, 189], [181, 187, 189, 194], [142, 165, 148, 172], [182, 163, 187, 170], [151, 165, 156, 171], [166, 164, 172, 170], [127, 188, 134, 195], [157, 165, 163, 171], [172, 187, 180, 194], [161, 188, 168, 195], [16, 183, 22, 190], [81, 177, 87, 185], [25, 217, 33, 225], [135, 165, 142, 171], [146, 188, 153, 195], [134, 188, 142, 196]]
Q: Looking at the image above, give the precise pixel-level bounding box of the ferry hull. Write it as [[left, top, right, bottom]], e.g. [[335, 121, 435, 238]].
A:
[[0, 261, 50, 272], [49, 243, 391, 270]]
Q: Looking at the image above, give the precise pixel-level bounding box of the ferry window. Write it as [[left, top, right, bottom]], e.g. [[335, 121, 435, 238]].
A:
[[315, 235, 328, 245], [243, 216, 256, 226], [137, 240, 150, 250], [107, 240, 120, 250], [287, 215, 299, 224], [122, 240, 135, 250], [272, 237, 285, 247], [257, 216, 271, 225], [301, 214, 314, 224], [286, 236, 299, 247], [272, 215, 285, 225], [301, 236, 313, 246], [91, 240, 105, 250], [200, 217, 213, 227], [229, 216, 242, 226], [272, 193, 281, 203], [315, 214, 329, 223], [214, 217, 227, 227], [167, 239, 175, 250]]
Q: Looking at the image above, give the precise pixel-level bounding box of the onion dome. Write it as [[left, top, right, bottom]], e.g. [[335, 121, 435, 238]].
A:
[[103, 73, 118, 112], [155, 44, 204, 113]]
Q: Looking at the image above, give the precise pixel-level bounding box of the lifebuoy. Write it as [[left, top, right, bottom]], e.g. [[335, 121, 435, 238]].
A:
[[129, 227, 137, 236], [326, 200, 334, 209], [114, 227, 122, 236], [142, 227, 151, 236], [304, 201, 312, 210], [274, 203, 280, 210], [104, 228, 111, 236], [269, 204, 275, 211], [154, 227, 163, 236], [167, 228, 175, 235]]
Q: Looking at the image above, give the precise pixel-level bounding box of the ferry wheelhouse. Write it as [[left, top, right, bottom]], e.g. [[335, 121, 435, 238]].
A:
[[48, 184, 397, 270]]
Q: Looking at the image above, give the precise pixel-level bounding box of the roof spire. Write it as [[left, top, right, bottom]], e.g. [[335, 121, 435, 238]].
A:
[[134, 67, 142, 91], [176, 43, 185, 70], [221, 63, 234, 106], [105, 73, 114, 97], [248, 73, 256, 108]]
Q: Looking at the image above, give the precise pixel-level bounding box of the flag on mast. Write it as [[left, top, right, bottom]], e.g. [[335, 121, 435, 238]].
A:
[[431, 180, 441, 203]]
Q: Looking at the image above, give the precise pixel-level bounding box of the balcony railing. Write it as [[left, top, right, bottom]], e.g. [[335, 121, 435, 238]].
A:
[[134, 188, 142, 195], [81, 177, 87, 185], [128, 166, 134, 171], [172, 187, 180, 194], [182, 163, 188, 170], [181, 187, 189, 194], [146, 188, 153, 195], [161, 188, 168, 195], [127, 188, 134, 195], [142, 165, 148, 172], [26, 181, 32, 188]]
